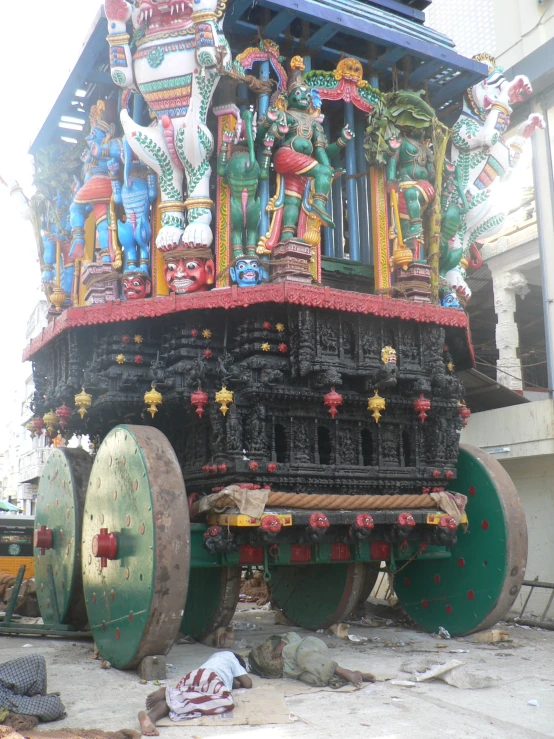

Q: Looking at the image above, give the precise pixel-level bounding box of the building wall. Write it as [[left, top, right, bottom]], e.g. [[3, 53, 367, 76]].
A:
[[426, 0, 495, 57], [500, 456, 554, 614], [494, 0, 554, 68], [461, 399, 554, 458]]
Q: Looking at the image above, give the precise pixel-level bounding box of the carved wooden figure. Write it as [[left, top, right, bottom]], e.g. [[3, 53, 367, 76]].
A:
[[105, 0, 232, 262]]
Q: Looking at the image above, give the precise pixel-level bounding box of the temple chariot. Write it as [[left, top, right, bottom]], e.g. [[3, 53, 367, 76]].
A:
[[19, 0, 535, 669]]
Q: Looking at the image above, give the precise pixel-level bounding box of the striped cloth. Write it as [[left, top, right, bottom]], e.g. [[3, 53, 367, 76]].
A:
[[165, 668, 235, 721]]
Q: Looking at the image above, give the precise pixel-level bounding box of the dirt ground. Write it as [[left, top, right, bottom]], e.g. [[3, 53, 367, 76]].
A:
[[0, 602, 552, 739]]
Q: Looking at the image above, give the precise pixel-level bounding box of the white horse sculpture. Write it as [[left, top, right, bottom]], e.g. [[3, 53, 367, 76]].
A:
[[445, 53, 544, 299], [104, 0, 232, 251]]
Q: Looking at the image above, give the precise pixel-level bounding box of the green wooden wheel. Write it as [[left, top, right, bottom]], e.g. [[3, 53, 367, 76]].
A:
[[82, 425, 190, 669], [394, 444, 527, 636], [270, 563, 365, 630], [180, 566, 241, 640], [34, 448, 92, 627]]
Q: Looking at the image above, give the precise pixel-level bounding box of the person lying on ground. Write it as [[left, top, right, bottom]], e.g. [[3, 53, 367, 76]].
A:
[[248, 632, 376, 688], [139, 651, 252, 736], [0, 654, 65, 723]]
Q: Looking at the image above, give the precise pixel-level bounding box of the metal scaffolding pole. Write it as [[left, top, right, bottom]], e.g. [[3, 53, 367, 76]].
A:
[[532, 97, 554, 395]]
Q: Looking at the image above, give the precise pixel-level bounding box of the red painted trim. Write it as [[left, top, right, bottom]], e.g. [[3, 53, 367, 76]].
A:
[[23, 283, 469, 360]]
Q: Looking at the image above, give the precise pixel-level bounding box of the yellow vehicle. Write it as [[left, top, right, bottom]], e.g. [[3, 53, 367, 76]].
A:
[[0, 516, 34, 578]]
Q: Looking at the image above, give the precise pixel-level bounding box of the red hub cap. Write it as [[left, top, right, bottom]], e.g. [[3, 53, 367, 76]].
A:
[[34, 525, 53, 555], [92, 528, 118, 568]]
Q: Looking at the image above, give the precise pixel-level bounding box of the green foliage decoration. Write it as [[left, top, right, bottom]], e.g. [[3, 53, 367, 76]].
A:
[[364, 90, 436, 166]]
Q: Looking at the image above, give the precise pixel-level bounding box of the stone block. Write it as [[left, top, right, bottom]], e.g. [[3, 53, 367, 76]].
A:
[[138, 655, 167, 681]]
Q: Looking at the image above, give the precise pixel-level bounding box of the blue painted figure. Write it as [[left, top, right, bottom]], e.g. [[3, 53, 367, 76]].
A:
[[41, 220, 57, 288], [70, 100, 123, 267], [441, 291, 463, 310], [229, 257, 263, 287], [108, 141, 157, 299], [41, 191, 77, 303]]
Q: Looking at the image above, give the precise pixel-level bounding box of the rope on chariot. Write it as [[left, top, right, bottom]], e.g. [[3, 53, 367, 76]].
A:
[[265, 492, 436, 510], [190, 492, 436, 516]]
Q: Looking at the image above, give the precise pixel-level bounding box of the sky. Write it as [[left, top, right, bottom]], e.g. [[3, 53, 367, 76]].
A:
[[0, 1, 102, 445]]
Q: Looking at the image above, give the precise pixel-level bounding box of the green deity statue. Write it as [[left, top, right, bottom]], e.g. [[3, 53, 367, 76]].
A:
[[259, 57, 353, 242], [385, 129, 436, 260], [217, 110, 263, 260]]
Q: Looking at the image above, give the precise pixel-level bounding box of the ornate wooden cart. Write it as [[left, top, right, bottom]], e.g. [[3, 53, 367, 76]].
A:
[[21, 0, 531, 669]]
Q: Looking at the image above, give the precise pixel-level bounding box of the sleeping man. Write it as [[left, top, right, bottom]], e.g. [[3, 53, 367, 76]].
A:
[[139, 651, 252, 736]]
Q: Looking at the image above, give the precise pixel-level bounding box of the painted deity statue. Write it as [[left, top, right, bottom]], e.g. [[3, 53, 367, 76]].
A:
[[70, 101, 123, 268], [41, 192, 76, 302], [217, 110, 264, 287], [260, 57, 353, 243], [385, 127, 435, 261], [104, 0, 232, 275], [107, 140, 158, 300], [442, 53, 544, 300]]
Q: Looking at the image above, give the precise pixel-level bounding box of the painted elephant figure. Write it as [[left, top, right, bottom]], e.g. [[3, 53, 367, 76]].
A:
[[104, 0, 232, 253], [444, 53, 544, 297]]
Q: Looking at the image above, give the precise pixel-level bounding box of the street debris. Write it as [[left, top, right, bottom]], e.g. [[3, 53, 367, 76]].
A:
[[2, 577, 40, 617], [328, 623, 349, 640], [400, 659, 495, 689], [231, 621, 262, 631], [348, 634, 368, 644], [468, 629, 510, 644], [176, 635, 195, 645], [527, 699, 540, 707], [437, 627, 451, 639]]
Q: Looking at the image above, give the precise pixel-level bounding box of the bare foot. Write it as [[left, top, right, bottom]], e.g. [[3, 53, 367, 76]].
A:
[[138, 710, 159, 736], [335, 666, 363, 688], [146, 687, 166, 710], [361, 672, 376, 683]]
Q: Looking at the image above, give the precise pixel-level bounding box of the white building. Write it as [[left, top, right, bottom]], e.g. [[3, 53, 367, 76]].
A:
[[0, 301, 50, 515], [426, 0, 496, 58]]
